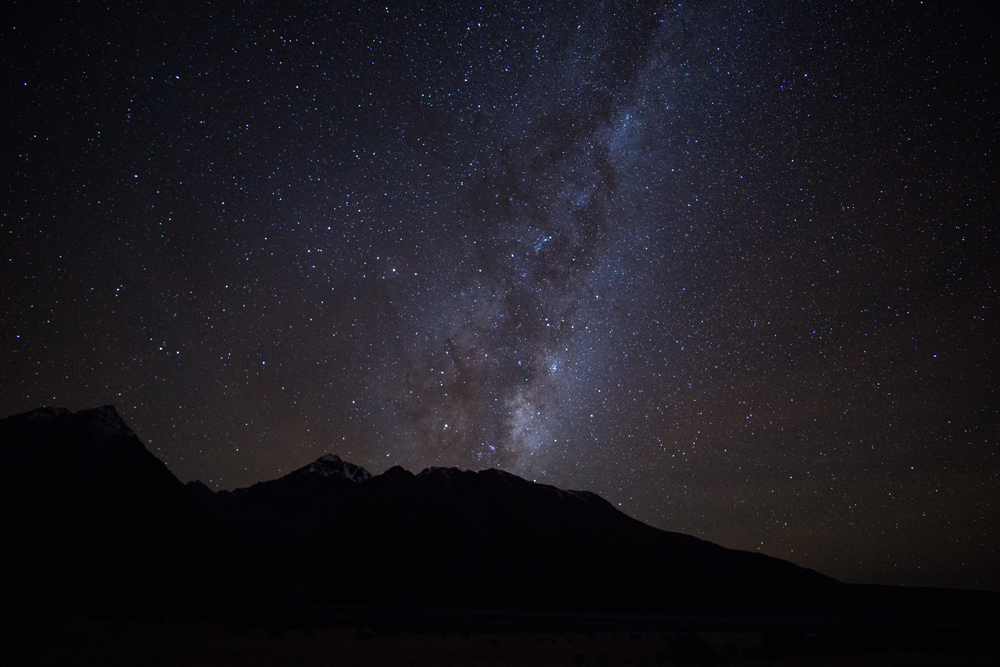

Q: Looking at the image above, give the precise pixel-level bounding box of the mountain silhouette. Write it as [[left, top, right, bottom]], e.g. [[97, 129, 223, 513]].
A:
[[0, 405, 223, 599], [2, 405, 997, 624]]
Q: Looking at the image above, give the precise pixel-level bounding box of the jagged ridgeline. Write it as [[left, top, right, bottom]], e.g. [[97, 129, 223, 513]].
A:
[[2, 406, 996, 622]]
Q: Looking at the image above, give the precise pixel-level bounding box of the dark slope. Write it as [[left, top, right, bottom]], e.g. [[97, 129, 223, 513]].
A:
[[2, 406, 997, 624], [206, 461, 839, 613], [0, 406, 224, 598]]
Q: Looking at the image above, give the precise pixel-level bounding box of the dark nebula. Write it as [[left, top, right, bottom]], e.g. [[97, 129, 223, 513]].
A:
[[2, 1, 997, 591]]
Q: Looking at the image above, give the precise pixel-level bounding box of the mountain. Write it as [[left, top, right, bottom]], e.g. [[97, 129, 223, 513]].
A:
[[2, 406, 997, 624], [0, 405, 223, 599], [202, 459, 840, 614]]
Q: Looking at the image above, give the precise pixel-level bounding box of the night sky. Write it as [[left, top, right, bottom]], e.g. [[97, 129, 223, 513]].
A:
[[3, 1, 997, 591]]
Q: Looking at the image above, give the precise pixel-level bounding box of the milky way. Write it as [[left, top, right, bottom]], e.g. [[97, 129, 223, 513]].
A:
[[3, 1, 997, 591], [394, 85, 632, 469]]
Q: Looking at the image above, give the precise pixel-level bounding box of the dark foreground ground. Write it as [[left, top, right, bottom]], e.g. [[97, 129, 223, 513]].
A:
[[4, 597, 999, 666]]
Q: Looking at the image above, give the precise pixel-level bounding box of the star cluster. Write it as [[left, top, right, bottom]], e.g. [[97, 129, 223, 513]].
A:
[[3, 1, 997, 590]]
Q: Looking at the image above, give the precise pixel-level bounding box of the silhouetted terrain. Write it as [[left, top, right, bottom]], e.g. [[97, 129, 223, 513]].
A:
[[2, 406, 998, 664]]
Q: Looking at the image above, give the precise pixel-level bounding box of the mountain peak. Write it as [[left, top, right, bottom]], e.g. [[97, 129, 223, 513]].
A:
[[4, 404, 135, 440], [417, 465, 464, 479], [20, 406, 73, 422], [81, 404, 135, 439], [294, 453, 371, 482]]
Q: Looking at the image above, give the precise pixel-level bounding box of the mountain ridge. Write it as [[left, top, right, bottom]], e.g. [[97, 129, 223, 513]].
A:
[[2, 405, 997, 623]]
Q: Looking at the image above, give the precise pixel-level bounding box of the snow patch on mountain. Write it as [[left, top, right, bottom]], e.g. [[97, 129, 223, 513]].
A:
[[22, 406, 73, 422], [417, 466, 466, 480], [297, 454, 371, 482], [14, 405, 135, 439], [83, 405, 135, 439]]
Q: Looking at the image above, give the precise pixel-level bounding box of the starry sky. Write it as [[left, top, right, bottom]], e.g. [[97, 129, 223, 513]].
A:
[[3, 1, 997, 591]]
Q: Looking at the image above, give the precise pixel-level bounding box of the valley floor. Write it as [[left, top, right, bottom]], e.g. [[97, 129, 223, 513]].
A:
[[4, 601, 999, 666]]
